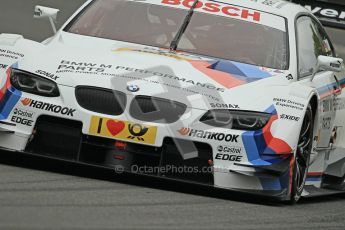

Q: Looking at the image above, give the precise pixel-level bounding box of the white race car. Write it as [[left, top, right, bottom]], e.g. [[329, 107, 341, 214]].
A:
[[1, 0, 345, 203]]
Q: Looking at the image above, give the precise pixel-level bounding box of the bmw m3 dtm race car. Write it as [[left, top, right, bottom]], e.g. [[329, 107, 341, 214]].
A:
[[1, 0, 345, 203]]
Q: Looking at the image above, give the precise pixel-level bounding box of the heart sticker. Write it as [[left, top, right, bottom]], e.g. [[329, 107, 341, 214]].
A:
[[106, 120, 125, 136]]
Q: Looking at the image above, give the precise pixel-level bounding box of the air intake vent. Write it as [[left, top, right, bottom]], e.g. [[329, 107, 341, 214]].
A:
[[76, 86, 126, 115], [130, 96, 187, 124]]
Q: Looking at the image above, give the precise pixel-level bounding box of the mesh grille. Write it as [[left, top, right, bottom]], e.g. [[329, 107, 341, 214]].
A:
[[25, 116, 82, 160], [130, 96, 187, 124], [76, 86, 126, 115]]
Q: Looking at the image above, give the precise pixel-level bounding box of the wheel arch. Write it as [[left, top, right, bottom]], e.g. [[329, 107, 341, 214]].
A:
[[288, 93, 317, 203], [307, 93, 319, 144], [292, 93, 318, 155], [309, 94, 318, 120]]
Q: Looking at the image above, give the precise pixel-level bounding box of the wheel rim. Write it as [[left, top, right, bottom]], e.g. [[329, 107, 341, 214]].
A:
[[295, 107, 313, 193]]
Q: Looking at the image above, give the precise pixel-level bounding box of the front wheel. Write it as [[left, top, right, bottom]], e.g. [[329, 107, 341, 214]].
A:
[[290, 104, 314, 204]]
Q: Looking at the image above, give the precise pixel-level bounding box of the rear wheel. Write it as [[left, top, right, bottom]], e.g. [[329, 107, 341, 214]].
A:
[[290, 104, 314, 203]]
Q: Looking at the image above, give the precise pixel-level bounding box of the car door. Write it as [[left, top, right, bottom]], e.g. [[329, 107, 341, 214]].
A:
[[296, 15, 341, 148]]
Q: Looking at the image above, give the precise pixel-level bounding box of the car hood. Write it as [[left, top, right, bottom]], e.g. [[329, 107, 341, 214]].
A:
[[17, 33, 291, 111]]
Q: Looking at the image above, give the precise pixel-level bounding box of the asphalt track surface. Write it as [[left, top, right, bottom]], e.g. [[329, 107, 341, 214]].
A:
[[1, 1, 345, 229]]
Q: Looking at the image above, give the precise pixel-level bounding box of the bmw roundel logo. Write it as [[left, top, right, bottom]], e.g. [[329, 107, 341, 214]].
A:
[[127, 85, 140, 92]]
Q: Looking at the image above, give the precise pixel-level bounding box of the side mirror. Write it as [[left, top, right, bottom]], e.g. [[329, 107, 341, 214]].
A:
[[34, 5, 60, 34], [318, 55, 343, 72], [310, 55, 344, 81]]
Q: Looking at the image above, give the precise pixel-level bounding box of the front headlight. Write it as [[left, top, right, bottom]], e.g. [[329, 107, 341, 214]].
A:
[[10, 68, 60, 97], [200, 110, 271, 130]]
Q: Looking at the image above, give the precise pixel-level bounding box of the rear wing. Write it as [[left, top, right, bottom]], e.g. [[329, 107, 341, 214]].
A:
[[291, 0, 345, 29]]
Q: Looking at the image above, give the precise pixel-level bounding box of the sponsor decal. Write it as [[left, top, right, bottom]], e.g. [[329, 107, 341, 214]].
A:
[[114, 65, 225, 92], [217, 145, 242, 154], [0, 49, 24, 60], [11, 107, 35, 126], [210, 103, 239, 109], [21, 98, 76, 117], [0, 64, 8, 69], [215, 153, 243, 162], [10, 116, 33, 126], [56, 60, 112, 74], [273, 98, 304, 111], [177, 127, 239, 143], [103, 66, 221, 101], [21, 98, 31, 106], [285, 74, 293, 81], [335, 97, 345, 111], [322, 98, 335, 112], [127, 124, 149, 141], [330, 61, 342, 69], [162, 0, 261, 22], [127, 84, 140, 92], [35, 70, 59, 80], [34, 8, 42, 17], [89, 116, 157, 144], [178, 127, 190, 135], [279, 114, 300, 122], [322, 117, 332, 130], [13, 108, 34, 118], [261, 0, 280, 6]]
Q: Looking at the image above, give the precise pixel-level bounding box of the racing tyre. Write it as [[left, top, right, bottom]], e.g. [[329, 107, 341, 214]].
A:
[[290, 104, 314, 204]]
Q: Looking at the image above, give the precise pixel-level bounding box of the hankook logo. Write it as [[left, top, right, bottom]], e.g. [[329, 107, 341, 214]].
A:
[[177, 127, 239, 143], [21, 98, 76, 117]]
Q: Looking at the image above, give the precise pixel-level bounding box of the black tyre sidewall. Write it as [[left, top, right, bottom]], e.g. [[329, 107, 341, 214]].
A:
[[290, 104, 314, 204]]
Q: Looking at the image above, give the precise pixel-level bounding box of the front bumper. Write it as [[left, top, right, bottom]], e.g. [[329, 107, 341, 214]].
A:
[[0, 84, 293, 200]]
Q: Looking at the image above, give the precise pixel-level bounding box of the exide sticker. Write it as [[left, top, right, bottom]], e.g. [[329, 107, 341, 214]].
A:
[[279, 114, 300, 122]]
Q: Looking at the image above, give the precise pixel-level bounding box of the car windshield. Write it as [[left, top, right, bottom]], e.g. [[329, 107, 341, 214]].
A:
[[66, 0, 288, 70]]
